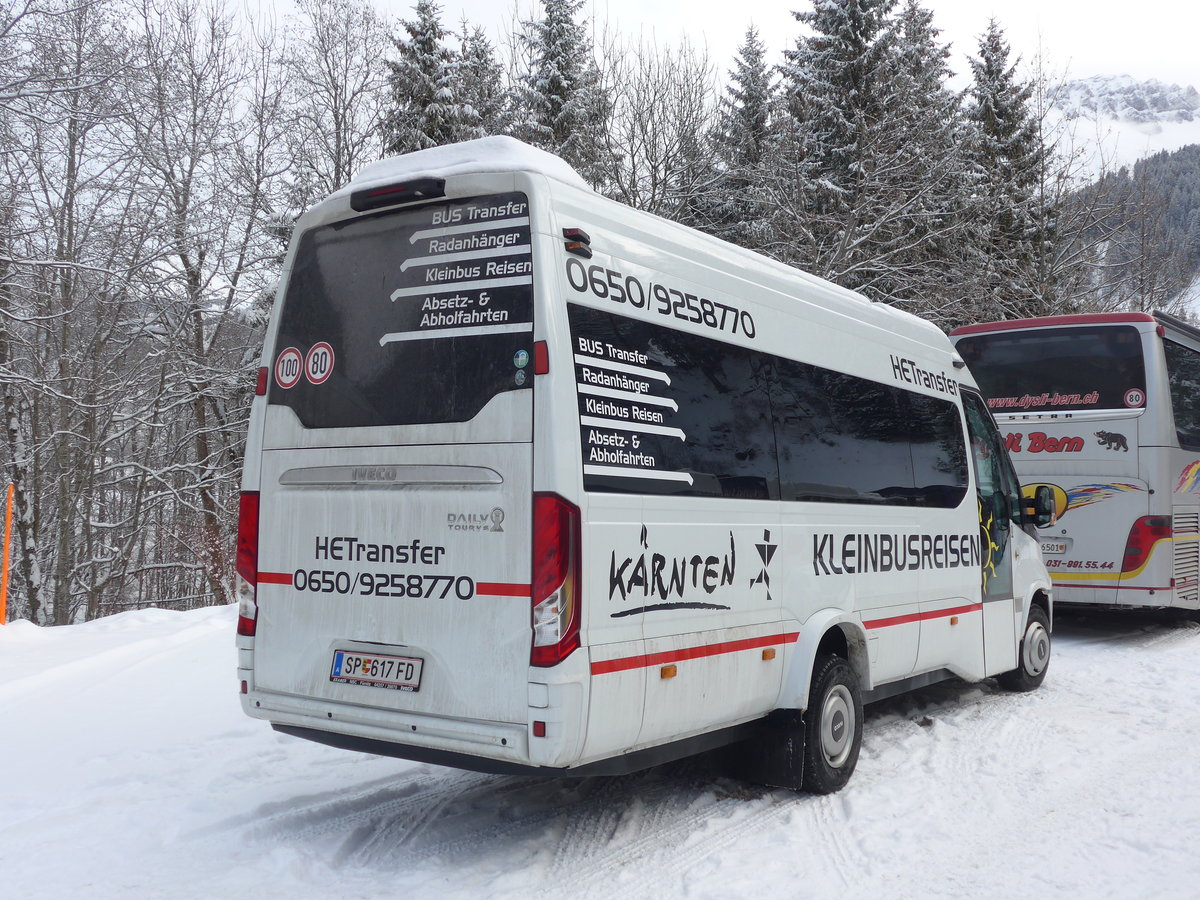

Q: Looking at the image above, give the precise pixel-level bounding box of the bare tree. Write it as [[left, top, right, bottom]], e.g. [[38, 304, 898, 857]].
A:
[[598, 32, 718, 222], [1, 0, 143, 623], [120, 0, 287, 609], [283, 0, 390, 212]]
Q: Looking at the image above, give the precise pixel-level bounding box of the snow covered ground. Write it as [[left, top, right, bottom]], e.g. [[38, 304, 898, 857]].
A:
[[3, 604, 1200, 899]]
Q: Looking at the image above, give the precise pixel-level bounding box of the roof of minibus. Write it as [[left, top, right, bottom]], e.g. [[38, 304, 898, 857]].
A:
[[339, 135, 592, 196], [327, 137, 955, 358], [950, 312, 1157, 336]]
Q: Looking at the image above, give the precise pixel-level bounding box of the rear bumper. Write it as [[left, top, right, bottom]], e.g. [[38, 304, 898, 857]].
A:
[[242, 689, 532, 765], [273, 719, 762, 778], [1052, 582, 1191, 609]]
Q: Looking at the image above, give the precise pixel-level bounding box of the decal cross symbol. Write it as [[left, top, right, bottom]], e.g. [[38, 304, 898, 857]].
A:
[[751, 529, 777, 601]]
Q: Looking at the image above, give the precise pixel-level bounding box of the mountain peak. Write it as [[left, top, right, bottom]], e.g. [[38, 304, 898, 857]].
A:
[[1055, 75, 1200, 124]]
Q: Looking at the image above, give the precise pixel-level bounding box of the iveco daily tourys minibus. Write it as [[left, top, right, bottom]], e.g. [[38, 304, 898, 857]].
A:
[[236, 137, 1053, 793]]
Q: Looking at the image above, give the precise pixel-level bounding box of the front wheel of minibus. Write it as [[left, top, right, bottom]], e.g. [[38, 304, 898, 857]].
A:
[[999, 605, 1051, 692], [801, 654, 863, 794]]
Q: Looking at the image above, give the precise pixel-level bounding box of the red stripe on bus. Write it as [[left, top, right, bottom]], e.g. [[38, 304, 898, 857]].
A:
[[950, 312, 1156, 336], [863, 603, 982, 630], [591, 632, 800, 676], [476, 582, 532, 597], [258, 571, 294, 585]]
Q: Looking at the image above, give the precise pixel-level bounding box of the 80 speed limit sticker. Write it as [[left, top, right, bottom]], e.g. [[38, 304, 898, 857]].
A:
[[305, 342, 335, 385]]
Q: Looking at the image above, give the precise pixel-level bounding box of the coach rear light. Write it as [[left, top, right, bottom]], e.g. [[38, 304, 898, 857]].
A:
[[1121, 515, 1172, 573]]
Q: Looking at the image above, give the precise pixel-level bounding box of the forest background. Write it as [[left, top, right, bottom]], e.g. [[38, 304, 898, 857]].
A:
[[3, 0, 1198, 625]]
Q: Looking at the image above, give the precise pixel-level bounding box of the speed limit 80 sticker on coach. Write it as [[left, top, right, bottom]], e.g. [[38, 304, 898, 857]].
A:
[[273, 343, 336, 390]]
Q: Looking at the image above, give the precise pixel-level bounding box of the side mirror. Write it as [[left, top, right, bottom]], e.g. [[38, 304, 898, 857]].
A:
[[1030, 484, 1055, 528]]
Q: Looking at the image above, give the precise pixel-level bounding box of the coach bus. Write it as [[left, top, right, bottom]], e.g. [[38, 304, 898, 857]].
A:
[[235, 137, 1053, 793], [953, 311, 1200, 611]]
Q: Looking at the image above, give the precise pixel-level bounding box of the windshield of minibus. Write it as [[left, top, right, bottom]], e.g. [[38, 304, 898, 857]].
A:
[[956, 325, 1146, 413], [267, 191, 533, 428]]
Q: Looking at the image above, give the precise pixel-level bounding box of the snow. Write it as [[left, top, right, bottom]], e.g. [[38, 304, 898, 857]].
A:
[[345, 136, 593, 195], [1181, 272, 1200, 319], [1061, 114, 1200, 175], [3, 604, 1200, 898]]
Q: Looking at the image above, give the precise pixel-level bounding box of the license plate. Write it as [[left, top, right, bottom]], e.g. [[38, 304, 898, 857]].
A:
[[1041, 540, 1070, 555], [330, 650, 423, 691]]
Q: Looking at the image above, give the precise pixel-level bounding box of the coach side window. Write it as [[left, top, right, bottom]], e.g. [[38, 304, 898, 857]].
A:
[[1163, 339, 1200, 450]]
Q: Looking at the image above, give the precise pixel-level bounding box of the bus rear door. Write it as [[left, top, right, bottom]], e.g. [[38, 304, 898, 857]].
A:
[[248, 189, 540, 737]]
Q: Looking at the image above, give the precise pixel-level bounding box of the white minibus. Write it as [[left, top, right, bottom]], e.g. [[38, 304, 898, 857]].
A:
[[235, 137, 1053, 793], [953, 312, 1200, 611]]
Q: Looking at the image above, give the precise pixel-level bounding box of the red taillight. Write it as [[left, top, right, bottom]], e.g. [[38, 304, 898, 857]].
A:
[[255, 366, 268, 396], [531, 493, 581, 667], [349, 177, 446, 212], [1122, 515, 1172, 573], [236, 491, 260, 636]]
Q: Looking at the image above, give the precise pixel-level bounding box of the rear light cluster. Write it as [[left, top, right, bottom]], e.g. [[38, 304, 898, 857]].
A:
[[1122, 515, 1171, 573], [236, 491, 260, 636], [531, 493, 581, 667]]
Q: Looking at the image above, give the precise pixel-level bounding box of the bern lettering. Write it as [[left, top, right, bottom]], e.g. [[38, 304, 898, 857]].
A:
[[1026, 432, 1084, 453]]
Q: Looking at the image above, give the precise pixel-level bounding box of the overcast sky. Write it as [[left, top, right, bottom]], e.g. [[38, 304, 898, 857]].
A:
[[379, 0, 1197, 89]]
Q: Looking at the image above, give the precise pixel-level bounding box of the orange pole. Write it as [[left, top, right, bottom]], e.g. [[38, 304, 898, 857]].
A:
[[0, 483, 12, 625]]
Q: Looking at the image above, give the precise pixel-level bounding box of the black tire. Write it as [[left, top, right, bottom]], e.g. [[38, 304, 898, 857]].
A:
[[998, 605, 1051, 692], [801, 654, 863, 794]]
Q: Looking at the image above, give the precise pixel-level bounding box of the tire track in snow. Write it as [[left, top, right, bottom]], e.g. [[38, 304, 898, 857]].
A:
[[364, 768, 702, 873], [210, 615, 1200, 894], [192, 767, 498, 847], [332, 772, 525, 865], [541, 775, 784, 898]]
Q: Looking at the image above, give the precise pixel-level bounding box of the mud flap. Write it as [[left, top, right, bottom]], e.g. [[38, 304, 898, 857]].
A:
[[723, 710, 806, 791]]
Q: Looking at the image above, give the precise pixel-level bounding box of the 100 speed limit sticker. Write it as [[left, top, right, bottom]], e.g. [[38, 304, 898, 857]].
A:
[[274, 343, 336, 389]]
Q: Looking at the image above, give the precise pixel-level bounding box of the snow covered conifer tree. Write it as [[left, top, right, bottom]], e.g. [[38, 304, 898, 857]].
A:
[[512, 0, 612, 188], [874, 0, 977, 321], [963, 20, 1053, 319], [384, 0, 479, 154], [774, 0, 906, 291], [774, 0, 994, 316], [456, 22, 509, 138], [708, 26, 775, 251]]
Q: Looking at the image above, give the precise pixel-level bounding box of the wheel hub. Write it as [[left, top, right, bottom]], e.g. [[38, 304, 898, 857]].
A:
[[820, 684, 855, 768], [1023, 620, 1050, 677]]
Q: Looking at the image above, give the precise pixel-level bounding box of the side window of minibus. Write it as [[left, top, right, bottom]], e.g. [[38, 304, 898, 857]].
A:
[[997, 453, 1024, 525], [962, 392, 1017, 530]]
